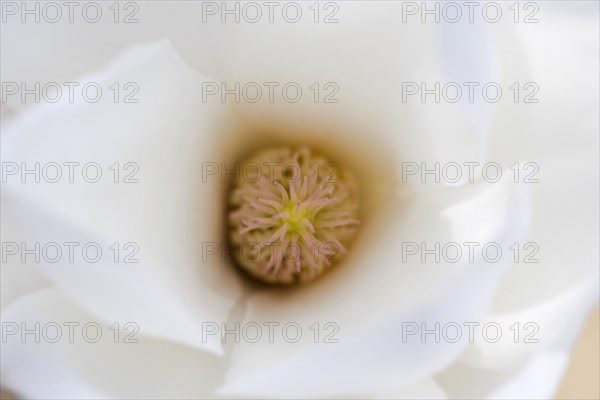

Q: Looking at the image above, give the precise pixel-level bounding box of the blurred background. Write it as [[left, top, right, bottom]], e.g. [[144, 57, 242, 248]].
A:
[[555, 305, 599, 400]]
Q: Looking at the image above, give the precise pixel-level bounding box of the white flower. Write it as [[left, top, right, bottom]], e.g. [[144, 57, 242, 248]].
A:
[[1, 2, 598, 399]]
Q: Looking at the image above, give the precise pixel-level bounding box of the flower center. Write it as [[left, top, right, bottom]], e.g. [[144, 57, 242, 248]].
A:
[[283, 201, 308, 230], [228, 146, 360, 285]]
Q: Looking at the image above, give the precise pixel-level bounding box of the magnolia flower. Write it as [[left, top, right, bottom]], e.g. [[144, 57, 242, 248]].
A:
[[1, 2, 598, 399]]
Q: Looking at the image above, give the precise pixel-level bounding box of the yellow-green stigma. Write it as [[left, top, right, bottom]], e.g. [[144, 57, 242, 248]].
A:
[[228, 146, 360, 284]]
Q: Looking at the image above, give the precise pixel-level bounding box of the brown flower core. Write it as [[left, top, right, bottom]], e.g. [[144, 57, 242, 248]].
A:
[[228, 146, 360, 284]]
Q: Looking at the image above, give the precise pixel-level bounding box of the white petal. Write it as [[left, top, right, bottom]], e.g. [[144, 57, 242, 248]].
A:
[[457, 153, 599, 369], [437, 4, 599, 394], [1, 287, 227, 399], [461, 282, 597, 370], [0, 201, 52, 309], [488, 2, 598, 168], [435, 350, 569, 400], [223, 2, 499, 189], [373, 379, 448, 400], [491, 2, 599, 313], [487, 351, 569, 400], [468, 2, 600, 367], [218, 170, 531, 397], [0, 3, 237, 113], [1, 40, 243, 354], [1, 103, 16, 121]]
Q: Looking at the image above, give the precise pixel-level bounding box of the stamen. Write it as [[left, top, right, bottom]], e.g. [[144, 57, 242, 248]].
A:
[[228, 146, 360, 285]]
